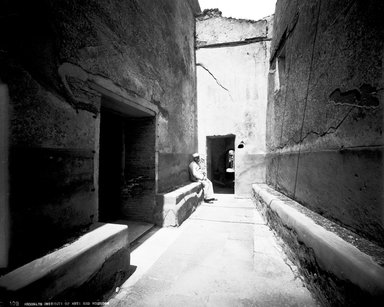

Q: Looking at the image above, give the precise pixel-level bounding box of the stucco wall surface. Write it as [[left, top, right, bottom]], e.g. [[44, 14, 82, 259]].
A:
[[266, 0, 384, 246], [0, 0, 199, 268], [197, 10, 271, 47], [196, 13, 273, 196]]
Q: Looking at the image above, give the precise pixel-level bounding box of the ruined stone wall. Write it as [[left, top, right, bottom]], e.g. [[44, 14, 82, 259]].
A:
[[0, 0, 199, 267], [266, 0, 384, 246], [196, 11, 273, 196]]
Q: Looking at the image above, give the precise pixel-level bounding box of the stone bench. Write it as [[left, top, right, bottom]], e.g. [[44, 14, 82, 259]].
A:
[[0, 223, 130, 301], [155, 182, 204, 227], [252, 183, 384, 306]]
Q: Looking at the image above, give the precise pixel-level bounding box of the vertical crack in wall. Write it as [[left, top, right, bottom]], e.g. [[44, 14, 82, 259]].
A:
[[196, 63, 229, 92], [275, 46, 291, 188], [326, 0, 357, 31], [293, 0, 323, 196]]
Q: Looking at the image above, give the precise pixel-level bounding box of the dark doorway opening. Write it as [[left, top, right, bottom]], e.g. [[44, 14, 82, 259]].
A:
[[99, 109, 124, 221], [207, 135, 235, 194], [99, 98, 156, 225]]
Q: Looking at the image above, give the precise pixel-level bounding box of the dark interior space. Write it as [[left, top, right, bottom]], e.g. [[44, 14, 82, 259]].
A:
[[207, 135, 235, 194], [121, 117, 156, 223], [99, 109, 125, 222], [99, 98, 156, 224]]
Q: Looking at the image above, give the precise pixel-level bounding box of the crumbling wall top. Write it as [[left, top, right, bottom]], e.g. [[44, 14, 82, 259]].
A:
[[197, 8, 272, 24], [196, 10, 273, 47], [197, 8, 223, 20]]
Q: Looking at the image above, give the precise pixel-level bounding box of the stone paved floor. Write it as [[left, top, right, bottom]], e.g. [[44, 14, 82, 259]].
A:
[[108, 194, 319, 307]]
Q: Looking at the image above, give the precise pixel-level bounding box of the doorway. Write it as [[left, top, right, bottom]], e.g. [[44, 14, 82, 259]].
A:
[[99, 97, 156, 224], [99, 109, 124, 221], [207, 135, 235, 194]]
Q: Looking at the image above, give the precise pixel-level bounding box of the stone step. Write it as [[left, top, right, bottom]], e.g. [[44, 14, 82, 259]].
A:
[[112, 220, 154, 247], [0, 222, 130, 301]]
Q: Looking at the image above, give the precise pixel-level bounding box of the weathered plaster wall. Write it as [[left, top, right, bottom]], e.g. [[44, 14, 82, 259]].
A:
[[267, 0, 384, 246], [197, 9, 271, 47], [196, 11, 273, 196], [0, 0, 199, 268]]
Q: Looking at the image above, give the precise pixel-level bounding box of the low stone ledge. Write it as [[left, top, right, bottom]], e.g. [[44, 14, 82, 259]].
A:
[[0, 223, 130, 301], [155, 182, 204, 227], [252, 183, 384, 307]]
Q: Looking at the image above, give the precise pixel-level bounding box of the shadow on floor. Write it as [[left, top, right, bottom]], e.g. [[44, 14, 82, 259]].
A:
[[97, 221, 161, 301], [213, 185, 234, 194]]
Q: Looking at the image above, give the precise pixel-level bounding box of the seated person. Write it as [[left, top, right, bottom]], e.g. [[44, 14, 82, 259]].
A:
[[189, 153, 217, 203]]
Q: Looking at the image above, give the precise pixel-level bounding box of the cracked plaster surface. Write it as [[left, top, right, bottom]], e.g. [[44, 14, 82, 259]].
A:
[[58, 62, 159, 116], [196, 63, 229, 92], [271, 83, 383, 152], [329, 84, 382, 109], [275, 107, 354, 151]]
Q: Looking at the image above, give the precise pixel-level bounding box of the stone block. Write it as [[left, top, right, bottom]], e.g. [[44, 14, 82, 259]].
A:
[[155, 182, 204, 227], [0, 223, 130, 301], [252, 183, 384, 306]]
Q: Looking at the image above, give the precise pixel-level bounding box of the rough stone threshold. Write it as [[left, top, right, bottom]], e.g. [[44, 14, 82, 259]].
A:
[[0, 223, 130, 301], [252, 183, 384, 307], [112, 220, 155, 249]]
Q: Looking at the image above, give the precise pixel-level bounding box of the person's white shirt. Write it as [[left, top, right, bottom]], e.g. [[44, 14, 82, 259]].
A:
[[189, 160, 205, 181]]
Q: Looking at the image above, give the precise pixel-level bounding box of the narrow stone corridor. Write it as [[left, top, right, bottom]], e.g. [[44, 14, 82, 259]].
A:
[[109, 194, 318, 306], [0, 0, 383, 303]]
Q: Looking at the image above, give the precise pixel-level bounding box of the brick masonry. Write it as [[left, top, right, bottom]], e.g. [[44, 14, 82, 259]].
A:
[[121, 117, 156, 223]]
